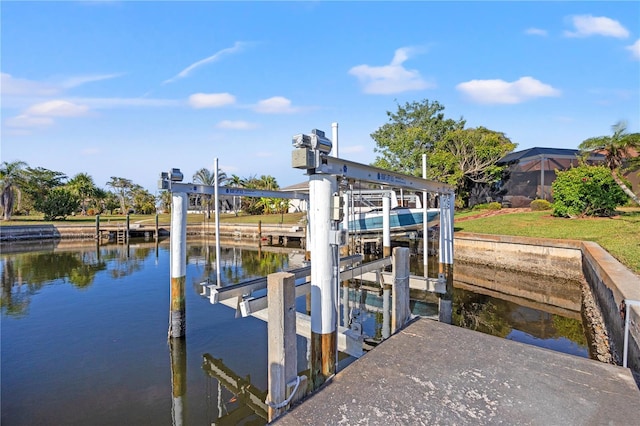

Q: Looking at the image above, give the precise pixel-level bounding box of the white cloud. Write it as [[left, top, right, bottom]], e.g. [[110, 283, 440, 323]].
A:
[[564, 15, 629, 38], [255, 151, 273, 158], [60, 73, 124, 89], [348, 47, 432, 95], [0, 73, 59, 96], [626, 39, 640, 60], [5, 114, 55, 128], [456, 76, 561, 104], [189, 93, 236, 109], [216, 120, 258, 130], [26, 100, 89, 117], [525, 28, 548, 36], [76, 97, 181, 108], [163, 41, 247, 85], [253, 96, 299, 114]]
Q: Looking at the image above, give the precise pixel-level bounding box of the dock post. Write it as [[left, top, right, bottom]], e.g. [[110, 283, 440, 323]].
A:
[[382, 283, 391, 339], [423, 154, 429, 280], [169, 192, 188, 338], [258, 220, 262, 247], [382, 194, 391, 257], [95, 214, 100, 240], [391, 247, 410, 333], [438, 192, 455, 324], [267, 272, 306, 422], [155, 213, 159, 241], [125, 213, 130, 243], [169, 337, 187, 426], [309, 174, 338, 389]]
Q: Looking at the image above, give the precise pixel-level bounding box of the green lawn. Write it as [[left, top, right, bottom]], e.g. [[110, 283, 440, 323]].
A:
[[0, 212, 306, 226], [2, 209, 637, 274], [455, 208, 640, 274]]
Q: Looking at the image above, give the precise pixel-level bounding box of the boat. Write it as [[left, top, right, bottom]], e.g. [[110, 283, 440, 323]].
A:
[[347, 207, 440, 234]]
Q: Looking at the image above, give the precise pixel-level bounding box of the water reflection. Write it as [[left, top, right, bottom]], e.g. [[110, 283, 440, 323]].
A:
[[1, 239, 590, 426]]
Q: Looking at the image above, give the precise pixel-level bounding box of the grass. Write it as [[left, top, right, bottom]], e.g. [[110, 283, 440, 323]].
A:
[[2, 209, 637, 274], [455, 208, 640, 275], [0, 212, 307, 226]]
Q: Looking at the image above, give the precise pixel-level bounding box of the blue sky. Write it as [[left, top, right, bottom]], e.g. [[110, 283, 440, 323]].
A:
[[2, 1, 639, 194]]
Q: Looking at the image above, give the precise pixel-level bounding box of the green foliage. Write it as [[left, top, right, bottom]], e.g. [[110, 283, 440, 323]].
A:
[[552, 166, 628, 217], [371, 99, 465, 175], [369, 99, 516, 206], [530, 199, 552, 211], [36, 187, 80, 221], [473, 202, 502, 211]]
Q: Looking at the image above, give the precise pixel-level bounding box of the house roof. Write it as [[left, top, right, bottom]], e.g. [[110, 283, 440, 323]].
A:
[[498, 147, 604, 165]]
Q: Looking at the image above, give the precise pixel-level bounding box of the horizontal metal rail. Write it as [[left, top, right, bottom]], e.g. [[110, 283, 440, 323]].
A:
[[239, 257, 393, 316], [203, 254, 363, 303]]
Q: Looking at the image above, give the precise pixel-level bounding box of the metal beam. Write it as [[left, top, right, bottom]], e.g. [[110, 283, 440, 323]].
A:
[[205, 254, 363, 303], [316, 154, 454, 194], [238, 257, 393, 316], [165, 182, 308, 199]]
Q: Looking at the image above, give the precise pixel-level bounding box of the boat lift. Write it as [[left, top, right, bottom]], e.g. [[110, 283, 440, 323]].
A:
[[159, 126, 456, 390], [291, 128, 455, 387]]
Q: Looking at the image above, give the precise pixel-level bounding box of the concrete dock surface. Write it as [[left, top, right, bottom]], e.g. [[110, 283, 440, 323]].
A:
[[275, 318, 640, 425]]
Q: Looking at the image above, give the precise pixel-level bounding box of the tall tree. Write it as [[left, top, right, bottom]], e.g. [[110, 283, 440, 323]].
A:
[[430, 127, 517, 205], [228, 174, 245, 216], [130, 185, 156, 214], [371, 99, 465, 175], [193, 167, 228, 219], [67, 173, 98, 215], [21, 167, 67, 216], [106, 177, 133, 214], [579, 120, 640, 205], [0, 160, 27, 220]]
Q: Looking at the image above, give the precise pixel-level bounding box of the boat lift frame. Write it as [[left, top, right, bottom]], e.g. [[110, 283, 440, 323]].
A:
[[291, 128, 456, 387]]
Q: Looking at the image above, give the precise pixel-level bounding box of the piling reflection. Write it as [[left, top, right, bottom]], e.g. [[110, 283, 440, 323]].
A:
[[202, 354, 268, 425], [170, 338, 187, 426]]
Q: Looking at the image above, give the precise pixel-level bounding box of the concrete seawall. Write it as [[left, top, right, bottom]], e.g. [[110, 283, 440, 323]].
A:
[[455, 232, 640, 374]]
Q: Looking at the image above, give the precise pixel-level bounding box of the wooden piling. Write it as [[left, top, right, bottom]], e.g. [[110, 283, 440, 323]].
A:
[[391, 247, 410, 333], [95, 214, 100, 240], [267, 272, 306, 422], [438, 192, 455, 324], [125, 214, 130, 243]]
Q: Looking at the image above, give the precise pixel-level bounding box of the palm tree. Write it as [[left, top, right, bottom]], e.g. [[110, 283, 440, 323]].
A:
[[579, 120, 640, 205], [193, 167, 228, 219], [228, 174, 245, 216], [67, 173, 97, 215], [0, 160, 27, 220]]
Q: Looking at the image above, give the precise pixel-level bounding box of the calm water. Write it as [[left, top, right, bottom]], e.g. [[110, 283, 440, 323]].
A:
[[1, 239, 588, 425]]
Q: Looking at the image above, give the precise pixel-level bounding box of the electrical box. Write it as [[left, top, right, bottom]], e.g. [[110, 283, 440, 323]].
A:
[[292, 148, 316, 169], [331, 194, 344, 221], [329, 229, 347, 246]]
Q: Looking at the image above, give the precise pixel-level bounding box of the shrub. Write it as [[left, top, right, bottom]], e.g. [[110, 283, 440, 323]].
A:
[[530, 199, 552, 211], [487, 202, 502, 210], [551, 166, 628, 217]]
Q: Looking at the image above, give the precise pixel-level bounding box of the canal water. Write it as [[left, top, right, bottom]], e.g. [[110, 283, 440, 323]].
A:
[[1, 239, 588, 425]]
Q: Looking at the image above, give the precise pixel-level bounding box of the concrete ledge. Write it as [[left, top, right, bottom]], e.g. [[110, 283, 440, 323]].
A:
[[582, 241, 640, 371], [454, 232, 640, 375], [454, 232, 583, 280]]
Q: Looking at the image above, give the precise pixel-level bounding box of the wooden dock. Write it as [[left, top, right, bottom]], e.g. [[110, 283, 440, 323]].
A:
[[275, 318, 640, 425]]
